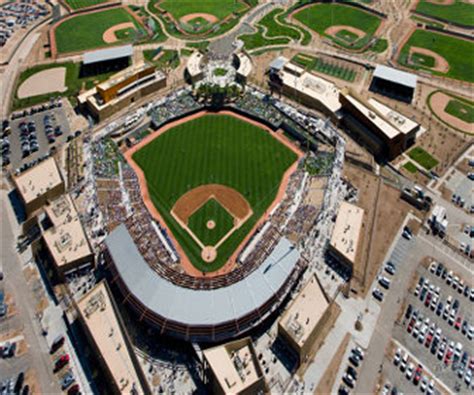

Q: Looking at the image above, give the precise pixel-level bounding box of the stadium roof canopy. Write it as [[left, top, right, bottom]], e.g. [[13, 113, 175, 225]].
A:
[[105, 224, 300, 326], [269, 56, 288, 71], [83, 45, 133, 65], [373, 65, 418, 89]]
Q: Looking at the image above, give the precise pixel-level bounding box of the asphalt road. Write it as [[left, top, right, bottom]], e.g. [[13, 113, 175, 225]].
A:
[[0, 191, 60, 394]]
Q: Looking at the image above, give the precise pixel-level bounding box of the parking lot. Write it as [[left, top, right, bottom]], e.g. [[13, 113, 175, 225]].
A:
[[445, 169, 473, 214], [393, 259, 473, 393], [2, 101, 73, 170]]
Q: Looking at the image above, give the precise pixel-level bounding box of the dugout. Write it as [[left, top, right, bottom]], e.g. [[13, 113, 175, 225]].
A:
[[369, 65, 417, 104], [80, 45, 133, 77]]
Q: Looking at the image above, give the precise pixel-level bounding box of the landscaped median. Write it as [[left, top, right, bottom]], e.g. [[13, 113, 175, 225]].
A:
[[407, 147, 439, 171]]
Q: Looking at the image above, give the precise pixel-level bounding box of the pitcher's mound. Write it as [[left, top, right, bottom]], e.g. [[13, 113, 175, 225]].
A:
[[206, 220, 216, 230], [202, 246, 217, 263]]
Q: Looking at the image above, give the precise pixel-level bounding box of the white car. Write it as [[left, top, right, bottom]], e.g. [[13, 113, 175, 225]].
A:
[[406, 363, 415, 379], [393, 349, 401, 365], [420, 376, 428, 392], [465, 370, 472, 385], [467, 325, 474, 340], [400, 353, 408, 371], [429, 262, 437, 273]]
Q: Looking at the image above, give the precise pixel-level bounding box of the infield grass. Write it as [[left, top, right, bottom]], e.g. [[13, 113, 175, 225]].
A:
[[398, 29, 474, 83], [188, 199, 235, 246], [410, 52, 435, 68], [158, 0, 246, 20], [55, 8, 144, 54], [293, 3, 381, 50], [445, 99, 474, 124], [415, 0, 474, 28], [132, 114, 298, 272]]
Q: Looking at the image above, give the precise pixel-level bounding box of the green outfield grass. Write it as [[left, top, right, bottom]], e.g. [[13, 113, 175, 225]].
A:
[[158, 0, 246, 20], [55, 8, 144, 54], [132, 114, 298, 272], [445, 99, 474, 124], [416, 0, 474, 28], [188, 199, 235, 246], [408, 147, 439, 170], [293, 3, 382, 50], [65, 0, 108, 10], [398, 29, 474, 83]]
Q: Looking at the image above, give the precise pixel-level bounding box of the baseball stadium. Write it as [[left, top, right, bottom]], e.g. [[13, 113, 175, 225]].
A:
[[99, 96, 326, 341]]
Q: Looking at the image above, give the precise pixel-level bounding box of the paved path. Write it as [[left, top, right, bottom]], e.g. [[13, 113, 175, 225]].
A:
[[0, 191, 60, 394]]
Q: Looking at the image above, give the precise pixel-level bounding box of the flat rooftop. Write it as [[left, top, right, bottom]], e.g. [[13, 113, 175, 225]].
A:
[[43, 194, 92, 268], [330, 201, 364, 264], [342, 93, 402, 140], [281, 69, 342, 114], [186, 51, 203, 77], [97, 61, 155, 91], [83, 44, 133, 65], [14, 157, 63, 204], [368, 98, 419, 135], [373, 65, 417, 89], [204, 339, 262, 393], [77, 281, 144, 394], [105, 224, 300, 326], [279, 274, 329, 347], [236, 53, 252, 77]]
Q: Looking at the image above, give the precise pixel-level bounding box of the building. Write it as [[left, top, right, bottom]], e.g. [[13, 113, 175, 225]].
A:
[[429, 204, 448, 236], [76, 281, 150, 395], [202, 337, 267, 395], [78, 62, 166, 121], [13, 157, 65, 217], [328, 201, 364, 279], [81, 45, 133, 77], [278, 274, 331, 365], [234, 52, 252, 84], [105, 224, 304, 342], [185, 51, 204, 84], [339, 90, 418, 160], [42, 194, 93, 275], [369, 65, 417, 103], [269, 58, 342, 120]]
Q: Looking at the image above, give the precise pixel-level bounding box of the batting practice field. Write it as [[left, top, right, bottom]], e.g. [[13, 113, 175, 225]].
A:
[[127, 111, 301, 273]]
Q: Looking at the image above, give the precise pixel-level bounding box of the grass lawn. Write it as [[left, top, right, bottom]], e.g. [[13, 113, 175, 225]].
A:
[[131, 114, 297, 272], [416, 0, 474, 28], [257, 8, 301, 41], [410, 52, 435, 68], [55, 7, 144, 54], [158, 0, 246, 20], [444, 99, 474, 124], [369, 38, 388, 53], [188, 199, 235, 246], [403, 161, 418, 174], [408, 147, 439, 170], [213, 68, 227, 77], [186, 41, 210, 51], [292, 53, 357, 82], [143, 49, 180, 70], [65, 0, 108, 10], [114, 27, 137, 40], [293, 3, 381, 50], [398, 29, 474, 83], [239, 26, 290, 50], [13, 62, 118, 110]]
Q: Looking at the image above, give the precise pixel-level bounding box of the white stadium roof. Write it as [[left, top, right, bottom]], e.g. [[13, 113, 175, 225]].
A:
[[373, 65, 418, 89], [83, 45, 133, 65]]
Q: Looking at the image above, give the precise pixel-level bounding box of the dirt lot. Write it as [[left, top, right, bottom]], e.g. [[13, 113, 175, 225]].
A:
[[344, 164, 420, 295]]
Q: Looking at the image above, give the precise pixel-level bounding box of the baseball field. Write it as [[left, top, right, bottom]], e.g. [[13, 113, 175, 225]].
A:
[[54, 7, 144, 54], [130, 113, 298, 272], [398, 29, 474, 83], [415, 0, 474, 28], [158, 0, 247, 20], [65, 0, 109, 10], [292, 3, 382, 50]]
